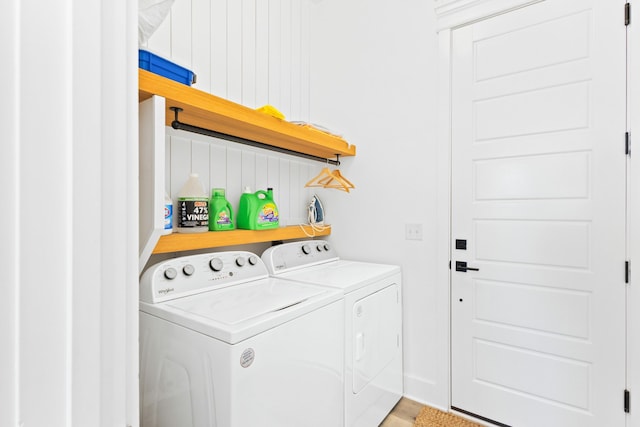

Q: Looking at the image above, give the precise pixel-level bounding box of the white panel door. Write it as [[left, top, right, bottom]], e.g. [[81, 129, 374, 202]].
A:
[[450, 1, 626, 426]]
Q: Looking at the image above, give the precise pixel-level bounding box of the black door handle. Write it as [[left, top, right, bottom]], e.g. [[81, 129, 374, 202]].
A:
[[455, 261, 479, 272]]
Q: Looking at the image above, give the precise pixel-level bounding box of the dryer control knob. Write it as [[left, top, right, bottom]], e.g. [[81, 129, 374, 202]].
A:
[[236, 257, 246, 267], [209, 258, 223, 272], [316, 244, 323, 252], [164, 267, 177, 280], [302, 244, 311, 254], [323, 243, 330, 251], [248, 255, 258, 265], [183, 264, 195, 276]]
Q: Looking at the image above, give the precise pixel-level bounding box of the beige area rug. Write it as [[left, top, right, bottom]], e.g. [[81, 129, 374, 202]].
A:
[[414, 406, 484, 427]]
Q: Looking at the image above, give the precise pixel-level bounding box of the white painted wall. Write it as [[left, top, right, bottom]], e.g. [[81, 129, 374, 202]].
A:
[[0, 0, 138, 425], [0, 2, 19, 425]]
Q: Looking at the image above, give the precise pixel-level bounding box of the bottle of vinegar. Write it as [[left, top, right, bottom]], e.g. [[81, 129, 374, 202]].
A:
[[176, 173, 209, 233]]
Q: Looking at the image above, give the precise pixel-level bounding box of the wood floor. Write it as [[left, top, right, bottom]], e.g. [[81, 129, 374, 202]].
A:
[[379, 397, 425, 427]]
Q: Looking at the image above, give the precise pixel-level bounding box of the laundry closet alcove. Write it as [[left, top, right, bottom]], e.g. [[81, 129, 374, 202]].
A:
[[138, 69, 356, 267]]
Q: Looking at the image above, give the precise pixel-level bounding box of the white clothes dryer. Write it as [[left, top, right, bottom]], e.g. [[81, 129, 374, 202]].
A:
[[261, 240, 403, 427], [139, 250, 345, 427]]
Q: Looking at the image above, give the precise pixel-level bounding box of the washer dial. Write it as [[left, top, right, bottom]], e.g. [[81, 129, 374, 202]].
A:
[[209, 258, 223, 272], [183, 264, 195, 276], [164, 268, 177, 280]]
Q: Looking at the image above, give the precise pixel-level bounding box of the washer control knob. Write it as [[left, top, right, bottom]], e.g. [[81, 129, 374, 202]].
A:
[[302, 244, 311, 255], [316, 244, 323, 252], [236, 257, 246, 267], [209, 258, 223, 272], [164, 267, 177, 280], [323, 243, 330, 251], [248, 255, 258, 266], [183, 264, 195, 276]]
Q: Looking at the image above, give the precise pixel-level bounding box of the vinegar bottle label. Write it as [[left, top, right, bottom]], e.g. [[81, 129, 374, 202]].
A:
[[178, 199, 209, 228]]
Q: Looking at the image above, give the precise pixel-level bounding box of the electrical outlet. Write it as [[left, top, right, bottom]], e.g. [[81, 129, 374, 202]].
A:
[[405, 223, 423, 241]]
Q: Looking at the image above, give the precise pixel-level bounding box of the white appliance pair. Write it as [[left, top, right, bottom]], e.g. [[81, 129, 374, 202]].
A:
[[139, 241, 402, 427]]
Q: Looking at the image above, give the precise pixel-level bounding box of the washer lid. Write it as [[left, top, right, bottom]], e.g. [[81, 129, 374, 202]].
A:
[[140, 277, 342, 344], [275, 260, 400, 293], [165, 279, 325, 325]]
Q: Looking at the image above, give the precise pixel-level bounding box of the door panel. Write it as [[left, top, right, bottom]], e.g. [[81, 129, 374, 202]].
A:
[[474, 151, 591, 201], [474, 279, 590, 338], [475, 81, 590, 140], [450, 1, 626, 426]]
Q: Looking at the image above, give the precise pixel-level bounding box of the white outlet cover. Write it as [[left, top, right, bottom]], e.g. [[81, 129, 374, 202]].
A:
[[405, 223, 423, 241]]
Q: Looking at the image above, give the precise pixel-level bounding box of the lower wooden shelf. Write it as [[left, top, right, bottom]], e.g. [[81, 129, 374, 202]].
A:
[[153, 225, 331, 254]]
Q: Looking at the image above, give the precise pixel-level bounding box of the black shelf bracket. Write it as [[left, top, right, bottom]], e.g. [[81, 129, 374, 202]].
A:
[[169, 106, 341, 166]]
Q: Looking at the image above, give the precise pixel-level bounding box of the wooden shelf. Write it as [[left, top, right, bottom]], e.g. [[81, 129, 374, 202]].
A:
[[138, 69, 356, 161], [152, 225, 331, 254], [139, 69, 342, 256]]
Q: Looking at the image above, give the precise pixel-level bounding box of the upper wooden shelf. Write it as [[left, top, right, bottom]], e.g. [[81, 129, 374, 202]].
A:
[[153, 225, 331, 254], [138, 69, 356, 160]]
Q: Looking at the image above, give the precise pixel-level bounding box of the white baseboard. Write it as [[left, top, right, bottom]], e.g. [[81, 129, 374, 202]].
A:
[[403, 373, 448, 411]]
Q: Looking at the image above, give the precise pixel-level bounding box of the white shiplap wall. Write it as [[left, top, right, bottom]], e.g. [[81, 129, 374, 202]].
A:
[[144, 0, 319, 226], [165, 128, 320, 226], [143, 0, 310, 120]]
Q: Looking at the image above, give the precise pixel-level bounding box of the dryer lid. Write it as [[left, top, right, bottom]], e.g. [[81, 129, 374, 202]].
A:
[[276, 260, 400, 293]]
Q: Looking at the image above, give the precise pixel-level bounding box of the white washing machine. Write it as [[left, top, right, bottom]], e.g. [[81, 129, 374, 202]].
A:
[[261, 240, 403, 427], [139, 250, 345, 427]]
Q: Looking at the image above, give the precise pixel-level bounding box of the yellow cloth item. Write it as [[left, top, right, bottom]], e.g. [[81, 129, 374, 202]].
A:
[[256, 104, 285, 120]]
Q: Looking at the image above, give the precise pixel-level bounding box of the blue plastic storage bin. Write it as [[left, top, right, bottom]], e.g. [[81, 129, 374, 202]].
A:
[[139, 49, 196, 86]]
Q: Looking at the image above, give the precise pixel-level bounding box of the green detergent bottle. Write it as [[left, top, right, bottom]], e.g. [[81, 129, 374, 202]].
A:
[[237, 187, 253, 229], [237, 187, 280, 230], [208, 188, 235, 231]]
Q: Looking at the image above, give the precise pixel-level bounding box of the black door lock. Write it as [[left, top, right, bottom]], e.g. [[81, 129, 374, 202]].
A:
[[455, 239, 467, 250], [455, 261, 479, 272]]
